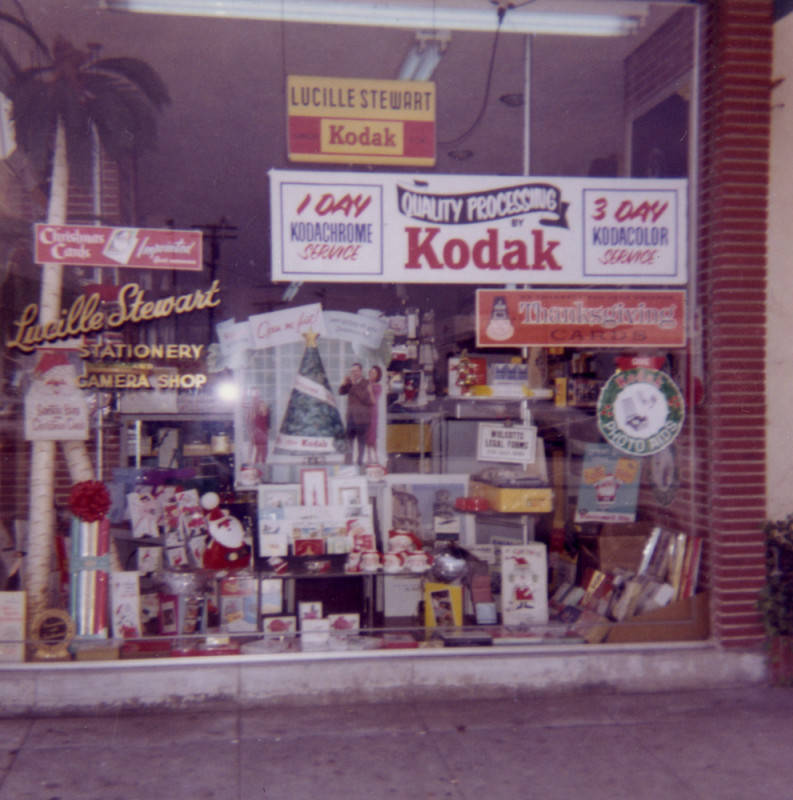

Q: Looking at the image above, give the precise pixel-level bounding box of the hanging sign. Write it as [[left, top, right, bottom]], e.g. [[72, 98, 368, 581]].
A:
[[34, 224, 203, 271], [269, 169, 688, 285], [287, 75, 435, 166], [476, 289, 687, 348], [596, 367, 685, 456]]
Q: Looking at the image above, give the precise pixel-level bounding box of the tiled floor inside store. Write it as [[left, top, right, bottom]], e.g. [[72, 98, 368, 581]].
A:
[[0, 685, 791, 799]]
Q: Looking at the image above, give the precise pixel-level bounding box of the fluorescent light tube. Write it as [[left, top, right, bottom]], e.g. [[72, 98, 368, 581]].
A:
[[100, 0, 647, 37]]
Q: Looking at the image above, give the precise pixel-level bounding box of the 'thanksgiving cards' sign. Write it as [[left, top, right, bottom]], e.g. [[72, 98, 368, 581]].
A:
[[476, 289, 687, 348], [269, 170, 688, 285], [34, 224, 203, 271]]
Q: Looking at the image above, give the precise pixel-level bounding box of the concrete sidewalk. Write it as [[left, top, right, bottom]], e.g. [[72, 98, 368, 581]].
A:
[[1, 685, 791, 799]]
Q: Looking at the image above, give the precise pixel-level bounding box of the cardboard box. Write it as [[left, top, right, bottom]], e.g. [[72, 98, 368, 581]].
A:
[[387, 423, 432, 453], [596, 522, 656, 573], [597, 535, 648, 573], [605, 591, 710, 644], [470, 481, 552, 513]]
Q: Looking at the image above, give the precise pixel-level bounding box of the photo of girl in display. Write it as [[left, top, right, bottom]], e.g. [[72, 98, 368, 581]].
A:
[[365, 365, 382, 465]]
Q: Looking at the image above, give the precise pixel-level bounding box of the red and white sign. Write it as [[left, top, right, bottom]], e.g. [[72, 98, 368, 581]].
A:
[[287, 75, 435, 167], [269, 170, 688, 285], [476, 289, 687, 348], [34, 224, 203, 271]]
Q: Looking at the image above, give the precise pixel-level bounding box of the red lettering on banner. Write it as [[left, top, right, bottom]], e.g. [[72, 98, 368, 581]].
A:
[[404, 227, 561, 272]]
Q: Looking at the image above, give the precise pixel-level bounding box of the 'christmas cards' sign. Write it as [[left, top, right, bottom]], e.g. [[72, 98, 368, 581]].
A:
[[270, 169, 688, 285], [34, 224, 202, 271]]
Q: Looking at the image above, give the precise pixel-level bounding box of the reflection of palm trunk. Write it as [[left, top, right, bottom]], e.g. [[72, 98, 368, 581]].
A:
[[25, 123, 97, 634]]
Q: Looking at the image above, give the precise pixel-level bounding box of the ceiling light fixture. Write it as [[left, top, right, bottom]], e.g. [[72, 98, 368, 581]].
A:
[[99, 0, 648, 37], [398, 31, 450, 81]]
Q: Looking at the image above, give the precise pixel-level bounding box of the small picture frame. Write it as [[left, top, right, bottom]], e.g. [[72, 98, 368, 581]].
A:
[[383, 473, 472, 545], [329, 476, 368, 508], [258, 484, 301, 511], [301, 468, 328, 506], [423, 582, 463, 628]]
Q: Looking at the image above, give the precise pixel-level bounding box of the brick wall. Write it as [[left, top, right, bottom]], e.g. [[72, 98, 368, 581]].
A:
[[700, 0, 772, 647]]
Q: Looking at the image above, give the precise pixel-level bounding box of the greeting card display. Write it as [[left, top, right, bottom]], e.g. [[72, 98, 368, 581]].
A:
[[500, 544, 549, 626], [110, 572, 142, 639]]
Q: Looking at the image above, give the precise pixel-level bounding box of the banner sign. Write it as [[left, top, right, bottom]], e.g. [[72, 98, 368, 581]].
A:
[[269, 169, 688, 285], [287, 75, 435, 166], [34, 224, 203, 271], [248, 303, 326, 350], [476, 289, 687, 348]]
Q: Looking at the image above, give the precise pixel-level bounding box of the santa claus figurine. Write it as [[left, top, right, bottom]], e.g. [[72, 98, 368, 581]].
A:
[[200, 492, 251, 570]]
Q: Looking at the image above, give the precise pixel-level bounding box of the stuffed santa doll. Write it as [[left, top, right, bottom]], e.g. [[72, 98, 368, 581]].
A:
[[200, 492, 251, 570]]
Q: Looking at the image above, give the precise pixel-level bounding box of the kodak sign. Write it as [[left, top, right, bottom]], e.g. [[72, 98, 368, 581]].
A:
[[269, 169, 689, 286], [287, 75, 435, 166]]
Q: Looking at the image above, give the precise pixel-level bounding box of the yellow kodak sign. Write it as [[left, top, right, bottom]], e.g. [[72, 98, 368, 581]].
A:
[[287, 75, 435, 166]]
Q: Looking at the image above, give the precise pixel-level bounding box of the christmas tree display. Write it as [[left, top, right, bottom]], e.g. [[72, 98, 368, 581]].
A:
[[274, 331, 348, 457]]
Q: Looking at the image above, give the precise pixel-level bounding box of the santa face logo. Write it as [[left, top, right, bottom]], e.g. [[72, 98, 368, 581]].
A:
[[597, 367, 684, 456]]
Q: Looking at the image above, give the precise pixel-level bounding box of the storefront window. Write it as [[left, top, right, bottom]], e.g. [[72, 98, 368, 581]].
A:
[[0, 1, 705, 662]]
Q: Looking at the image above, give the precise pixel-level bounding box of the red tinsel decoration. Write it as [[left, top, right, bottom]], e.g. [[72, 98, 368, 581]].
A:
[[68, 480, 111, 522]]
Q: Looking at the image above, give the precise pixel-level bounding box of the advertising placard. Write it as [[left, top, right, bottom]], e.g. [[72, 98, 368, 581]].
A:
[[287, 75, 435, 166], [476, 289, 687, 348], [248, 303, 326, 349], [575, 442, 641, 523], [34, 224, 203, 271], [269, 170, 688, 285], [596, 367, 685, 456], [476, 422, 538, 464]]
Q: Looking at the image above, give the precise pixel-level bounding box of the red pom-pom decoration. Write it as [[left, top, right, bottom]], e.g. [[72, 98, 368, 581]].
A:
[[68, 480, 111, 522]]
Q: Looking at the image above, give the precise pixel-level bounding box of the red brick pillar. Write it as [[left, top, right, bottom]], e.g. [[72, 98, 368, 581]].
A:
[[699, 0, 772, 647]]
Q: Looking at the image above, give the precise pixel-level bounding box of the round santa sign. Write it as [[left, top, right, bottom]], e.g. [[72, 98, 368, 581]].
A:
[[596, 367, 684, 456]]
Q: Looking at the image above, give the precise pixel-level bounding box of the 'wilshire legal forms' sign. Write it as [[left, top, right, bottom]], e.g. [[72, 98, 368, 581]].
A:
[[34, 224, 203, 271], [287, 75, 435, 166], [269, 169, 688, 285]]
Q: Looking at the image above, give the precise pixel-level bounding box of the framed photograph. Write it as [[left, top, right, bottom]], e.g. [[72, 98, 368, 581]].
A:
[[383, 474, 472, 545], [301, 468, 328, 506], [329, 475, 368, 509], [258, 484, 301, 512]]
